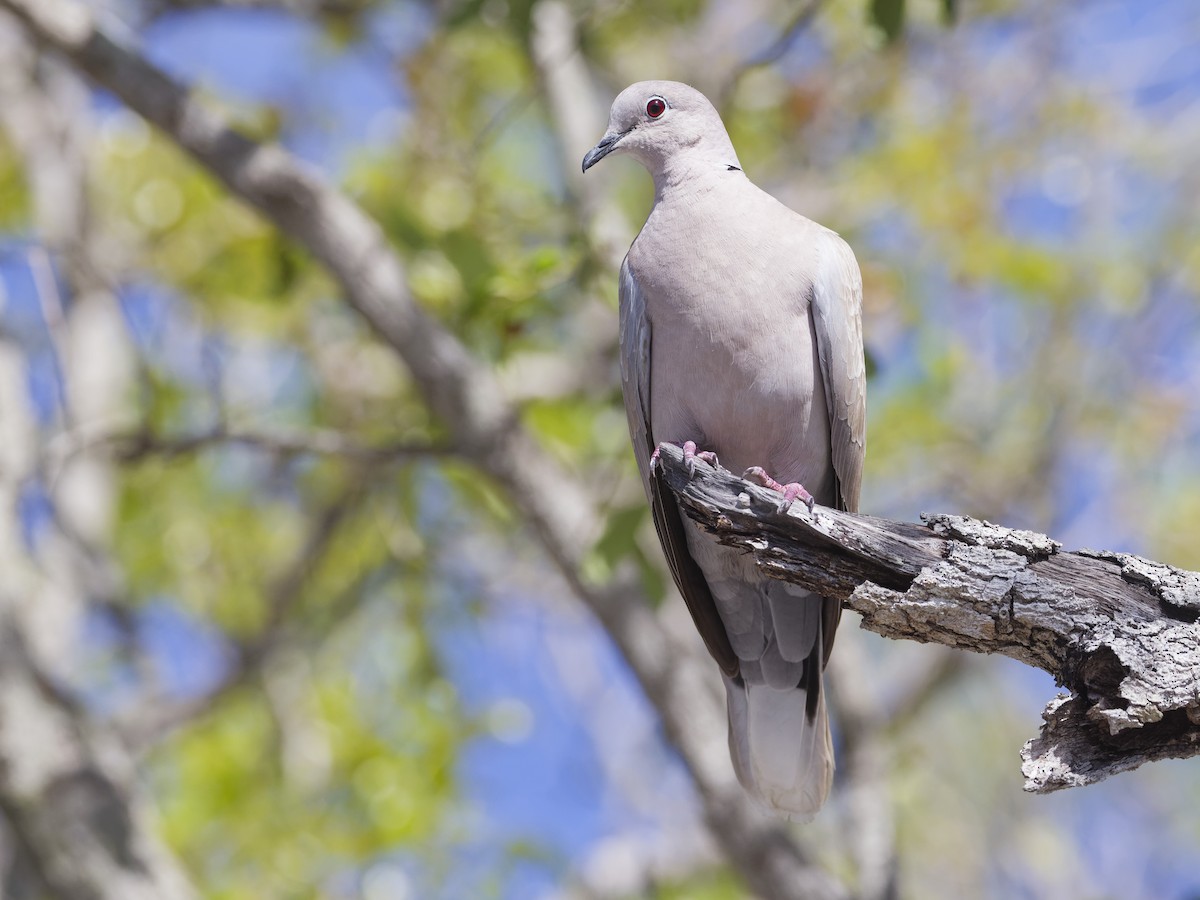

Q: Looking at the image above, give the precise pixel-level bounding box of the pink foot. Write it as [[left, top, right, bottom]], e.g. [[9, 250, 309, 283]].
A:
[[651, 440, 719, 477], [681, 440, 719, 476], [742, 466, 815, 514]]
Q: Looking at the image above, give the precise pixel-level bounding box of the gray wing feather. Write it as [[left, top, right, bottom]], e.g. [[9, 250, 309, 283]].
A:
[[618, 259, 656, 498], [619, 259, 739, 678], [810, 231, 867, 514], [805, 230, 867, 665]]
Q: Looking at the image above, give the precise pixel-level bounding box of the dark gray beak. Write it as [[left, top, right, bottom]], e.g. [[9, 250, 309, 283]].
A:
[[581, 131, 624, 172]]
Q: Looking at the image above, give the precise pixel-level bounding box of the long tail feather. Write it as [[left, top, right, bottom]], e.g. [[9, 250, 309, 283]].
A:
[[723, 673, 834, 821]]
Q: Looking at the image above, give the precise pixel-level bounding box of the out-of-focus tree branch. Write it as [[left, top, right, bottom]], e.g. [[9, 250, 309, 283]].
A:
[[0, 26, 200, 898], [0, 1, 848, 897], [0, 619, 199, 900], [827, 641, 964, 900], [718, 0, 825, 107], [139, 0, 373, 18], [520, 1, 630, 406], [43, 423, 450, 472], [655, 443, 1200, 793], [530, 0, 630, 272], [828, 638, 898, 900], [122, 475, 371, 749]]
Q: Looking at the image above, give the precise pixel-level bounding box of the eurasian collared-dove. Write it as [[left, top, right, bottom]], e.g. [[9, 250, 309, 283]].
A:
[[583, 81, 866, 818]]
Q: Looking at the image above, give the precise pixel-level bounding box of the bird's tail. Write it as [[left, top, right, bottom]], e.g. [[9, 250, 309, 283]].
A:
[[723, 673, 834, 820]]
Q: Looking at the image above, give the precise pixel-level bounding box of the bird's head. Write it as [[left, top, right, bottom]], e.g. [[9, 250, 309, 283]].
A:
[[581, 81, 740, 177]]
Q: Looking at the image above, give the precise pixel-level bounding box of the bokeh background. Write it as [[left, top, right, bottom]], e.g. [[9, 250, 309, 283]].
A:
[[1, 0, 1200, 898]]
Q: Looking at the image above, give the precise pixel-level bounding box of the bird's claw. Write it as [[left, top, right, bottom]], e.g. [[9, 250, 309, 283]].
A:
[[682, 440, 719, 477], [742, 466, 816, 514], [781, 482, 817, 515], [651, 441, 719, 478]]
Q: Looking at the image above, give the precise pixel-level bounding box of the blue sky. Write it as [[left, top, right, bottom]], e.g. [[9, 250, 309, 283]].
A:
[[141, 5, 427, 168]]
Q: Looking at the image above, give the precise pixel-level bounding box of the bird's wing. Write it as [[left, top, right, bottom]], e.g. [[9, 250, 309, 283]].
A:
[[803, 230, 867, 665], [619, 258, 739, 678], [810, 230, 867, 515]]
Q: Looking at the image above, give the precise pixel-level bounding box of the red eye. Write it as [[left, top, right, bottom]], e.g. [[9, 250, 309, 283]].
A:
[[646, 97, 667, 118]]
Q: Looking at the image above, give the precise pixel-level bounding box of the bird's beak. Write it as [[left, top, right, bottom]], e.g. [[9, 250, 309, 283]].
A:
[[582, 131, 625, 172]]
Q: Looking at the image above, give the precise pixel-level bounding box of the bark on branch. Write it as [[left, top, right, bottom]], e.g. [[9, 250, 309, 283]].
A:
[[654, 443, 1200, 793], [0, 621, 198, 900]]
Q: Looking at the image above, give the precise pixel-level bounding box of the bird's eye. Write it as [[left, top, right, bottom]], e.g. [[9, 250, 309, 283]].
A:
[[645, 97, 667, 119]]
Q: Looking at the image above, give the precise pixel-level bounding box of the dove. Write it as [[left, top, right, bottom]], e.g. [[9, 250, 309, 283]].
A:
[[583, 81, 866, 818]]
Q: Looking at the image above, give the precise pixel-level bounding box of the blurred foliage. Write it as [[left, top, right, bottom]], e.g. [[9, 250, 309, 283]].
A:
[[0, 133, 29, 231], [4, 0, 1200, 897], [869, 0, 907, 43]]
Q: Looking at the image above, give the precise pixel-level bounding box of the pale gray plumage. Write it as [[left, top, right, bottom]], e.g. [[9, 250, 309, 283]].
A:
[[585, 81, 866, 818]]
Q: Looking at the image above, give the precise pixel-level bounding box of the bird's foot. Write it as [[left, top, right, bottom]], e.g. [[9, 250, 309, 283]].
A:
[[682, 441, 719, 476], [651, 441, 719, 477], [742, 466, 815, 514]]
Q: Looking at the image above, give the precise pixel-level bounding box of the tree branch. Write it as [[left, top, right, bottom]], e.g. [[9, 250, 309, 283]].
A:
[[718, 0, 825, 107], [0, 29, 200, 898], [43, 422, 450, 470], [0, 616, 199, 900], [121, 477, 370, 750], [139, 0, 372, 18], [653, 443, 1200, 793]]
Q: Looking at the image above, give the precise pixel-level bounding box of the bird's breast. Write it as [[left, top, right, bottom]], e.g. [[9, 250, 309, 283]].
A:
[[628, 216, 835, 503]]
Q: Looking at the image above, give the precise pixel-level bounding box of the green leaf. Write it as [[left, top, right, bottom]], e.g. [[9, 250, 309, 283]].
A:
[[869, 0, 906, 42], [586, 503, 648, 583]]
